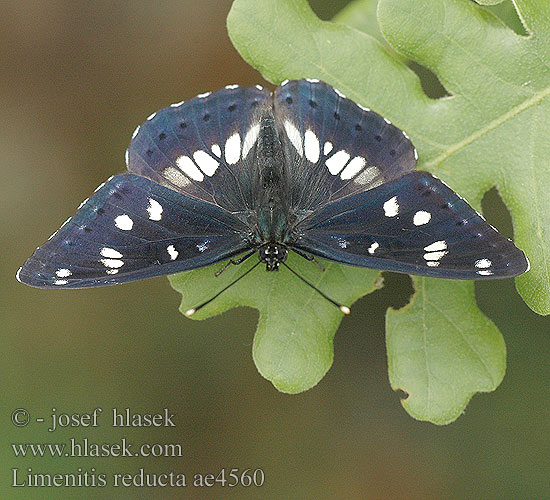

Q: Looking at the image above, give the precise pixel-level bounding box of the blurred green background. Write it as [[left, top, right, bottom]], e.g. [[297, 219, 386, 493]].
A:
[[1, 1, 548, 499]]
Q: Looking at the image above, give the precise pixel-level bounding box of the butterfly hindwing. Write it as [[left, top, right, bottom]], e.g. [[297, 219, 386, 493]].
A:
[[273, 79, 418, 215], [295, 171, 529, 279], [18, 174, 253, 288], [127, 84, 272, 212]]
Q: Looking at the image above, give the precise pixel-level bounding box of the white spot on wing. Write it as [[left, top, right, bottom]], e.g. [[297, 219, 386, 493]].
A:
[[115, 214, 133, 231], [241, 124, 261, 159], [413, 210, 431, 226], [147, 198, 163, 221], [304, 129, 320, 163], [147, 112, 157, 120], [163, 166, 190, 187], [280, 79, 289, 86], [106, 269, 119, 275], [323, 141, 333, 155], [354, 166, 381, 186], [197, 241, 209, 253], [211, 143, 221, 157], [334, 88, 346, 98], [423, 251, 447, 261], [167, 245, 178, 260], [306, 78, 319, 83], [427, 261, 440, 267], [16, 267, 22, 282], [170, 100, 184, 107], [131, 125, 140, 139], [193, 150, 219, 176], [225, 133, 241, 165], [101, 247, 123, 259], [54, 279, 68, 285], [414, 149, 419, 160], [340, 156, 366, 180], [475, 258, 492, 269], [56, 268, 72, 278], [357, 103, 371, 112], [197, 91, 211, 98], [477, 269, 494, 276], [101, 258, 124, 268], [125, 150, 129, 166], [383, 196, 399, 217], [325, 150, 350, 175], [384, 117, 391, 124], [176, 155, 204, 181], [255, 84, 264, 90], [368, 242, 379, 255], [77, 198, 89, 209], [337, 238, 348, 248], [284, 120, 303, 156], [225, 84, 239, 89], [424, 240, 447, 252]]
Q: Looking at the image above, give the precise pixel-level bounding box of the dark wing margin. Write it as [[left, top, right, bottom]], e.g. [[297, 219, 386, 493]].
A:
[[294, 171, 529, 279], [273, 79, 418, 214], [126, 84, 273, 212], [17, 174, 253, 288]]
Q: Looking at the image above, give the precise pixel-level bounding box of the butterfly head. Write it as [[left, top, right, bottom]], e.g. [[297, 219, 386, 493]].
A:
[[258, 243, 288, 271]]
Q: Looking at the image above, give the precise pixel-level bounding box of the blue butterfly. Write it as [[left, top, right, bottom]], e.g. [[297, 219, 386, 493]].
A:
[[17, 79, 529, 315]]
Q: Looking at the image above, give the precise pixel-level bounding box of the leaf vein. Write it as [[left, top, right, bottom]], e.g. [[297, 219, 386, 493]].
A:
[[424, 87, 550, 168]]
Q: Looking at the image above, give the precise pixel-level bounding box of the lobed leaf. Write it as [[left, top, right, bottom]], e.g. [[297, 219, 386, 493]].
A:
[[386, 277, 505, 425], [170, 0, 548, 422], [170, 254, 379, 393]]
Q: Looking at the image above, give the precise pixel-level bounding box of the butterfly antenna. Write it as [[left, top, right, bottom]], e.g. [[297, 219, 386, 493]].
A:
[[281, 262, 350, 315], [185, 261, 261, 317]]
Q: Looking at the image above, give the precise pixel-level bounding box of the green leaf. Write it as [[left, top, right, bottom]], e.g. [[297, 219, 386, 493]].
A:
[[387, 277, 506, 425], [222, 0, 550, 422], [376, 0, 550, 315], [171, 0, 549, 422], [170, 254, 380, 393], [332, 0, 399, 57], [475, 0, 505, 6]]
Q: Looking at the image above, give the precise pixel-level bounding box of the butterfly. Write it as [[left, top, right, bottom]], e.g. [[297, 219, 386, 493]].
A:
[[17, 79, 529, 315]]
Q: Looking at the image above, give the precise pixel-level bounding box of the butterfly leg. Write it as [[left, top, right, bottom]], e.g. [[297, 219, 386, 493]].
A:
[[215, 250, 256, 277], [292, 249, 326, 272]]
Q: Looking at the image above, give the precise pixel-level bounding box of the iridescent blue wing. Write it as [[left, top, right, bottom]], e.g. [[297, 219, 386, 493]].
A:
[[17, 174, 253, 288], [126, 84, 272, 212], [294, 172, 528, 279], [273, 79, 417, 215]]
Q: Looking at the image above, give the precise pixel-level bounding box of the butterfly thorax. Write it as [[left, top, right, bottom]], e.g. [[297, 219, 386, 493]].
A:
[[252, 113, 290, 246]]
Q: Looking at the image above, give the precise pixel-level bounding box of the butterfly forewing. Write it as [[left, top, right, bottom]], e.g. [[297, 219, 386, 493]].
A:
[[127, 85, 272, 212], [18, 174, 253, 288], [295, 171, 528, 279], [273, 79, 418, 215]]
